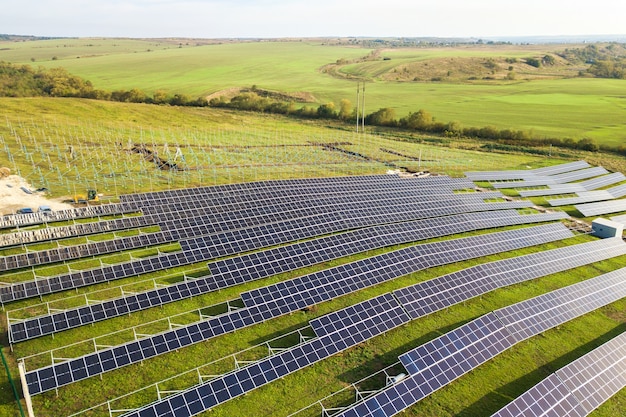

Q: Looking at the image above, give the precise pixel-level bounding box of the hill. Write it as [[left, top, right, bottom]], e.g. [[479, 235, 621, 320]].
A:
[[2, 39, 626, 143]]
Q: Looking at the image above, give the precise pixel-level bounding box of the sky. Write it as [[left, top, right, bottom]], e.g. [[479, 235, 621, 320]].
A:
[[2, 0, 626, 39]]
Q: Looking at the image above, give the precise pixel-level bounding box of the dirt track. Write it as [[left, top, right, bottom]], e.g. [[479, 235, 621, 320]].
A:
[[0, 175, 73, 216]]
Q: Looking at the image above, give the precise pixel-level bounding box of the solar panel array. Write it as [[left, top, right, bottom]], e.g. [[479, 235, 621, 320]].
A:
[[576, 198, 626, 217], [518, 172, 626, 198], [550, 181, 626, 208], [491, 167, 609, 189], [464, 161, 590, 181], [238, 224, 572, 317], [9, 210, 568, 343], [1, 197, 532, 304], [331, 267, 626, 417], [121, 174, 475, 204], [0, 232, 175, 272], [0, 202, 136, 230], [394, 237, 626, 320], [0, 215, 155, 248], [491, 331, 626, 417], [205, 210, 567, 290], [9, 168, 624, 417], [22, 223, 571, 395]]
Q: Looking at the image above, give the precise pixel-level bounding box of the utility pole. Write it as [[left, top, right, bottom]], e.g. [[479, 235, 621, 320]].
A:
[[355, 81, 360, 133], [361, 82, 365, 133]]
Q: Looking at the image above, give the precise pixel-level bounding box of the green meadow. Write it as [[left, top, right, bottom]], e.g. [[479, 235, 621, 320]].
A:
[[0, 38, 625, 417], [2, 39, 626, 143]]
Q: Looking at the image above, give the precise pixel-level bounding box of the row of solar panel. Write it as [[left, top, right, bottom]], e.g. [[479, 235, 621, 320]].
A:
[[490, 166, 609, 189], [0, 176, 470, 250], [393, 236, 626, 320], [22, 223, 571, 395], [205, 211, 568, 290], [139, 177, 476, 214], [0, 232, 173, 272], [548, 181, 626, 207], [333, 267, 626, 417], [122, 289, 414, 417], [121, 174, 474, 204], [518, 172, 626, 197], [0, 202, 136, 230], [9, 210, 567, 343], [464, 160, 591, 181], [0, 175, 472, 248], [491, 331, 626, 417], [120, 242, 626, 417], [0, 198, 531, 304], [0, 188, 499, 271], [0, 215, 155, 249]]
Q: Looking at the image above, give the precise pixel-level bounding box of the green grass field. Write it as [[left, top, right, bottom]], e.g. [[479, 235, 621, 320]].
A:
[[2, 97, 584, 202], [0, 38, 625, 417], [2, 39, 626, 143]]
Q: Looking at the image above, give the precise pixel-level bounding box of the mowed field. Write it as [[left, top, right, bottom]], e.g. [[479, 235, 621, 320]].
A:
[[2, 39, 626, 144]]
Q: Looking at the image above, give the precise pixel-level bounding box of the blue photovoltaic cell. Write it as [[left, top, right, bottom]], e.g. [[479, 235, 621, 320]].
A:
[[491, 373, 586, 417], [333, 268, 626, 417], [23, 223, 570, 395], [491, 332, 626, 417], [8, 210, 569, 344], [393, 238, 626, 320], [494, 267, 626, 343], [120, 293, 412, 417], [0, 197, 531, 304]]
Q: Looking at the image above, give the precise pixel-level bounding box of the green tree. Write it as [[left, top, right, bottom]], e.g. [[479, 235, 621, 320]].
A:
[[317, 102, 337, 119], [399, 109, 433, 130], [365, 107, 397, 126], [338, 99, 352, 120]]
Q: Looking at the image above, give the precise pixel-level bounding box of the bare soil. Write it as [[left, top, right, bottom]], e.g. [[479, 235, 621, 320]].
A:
[[0, 175, 73, 216]]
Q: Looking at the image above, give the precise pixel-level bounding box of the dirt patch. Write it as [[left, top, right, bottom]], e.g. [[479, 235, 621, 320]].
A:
[[0, 175, 73, 216], [206, 87, 317, 103]]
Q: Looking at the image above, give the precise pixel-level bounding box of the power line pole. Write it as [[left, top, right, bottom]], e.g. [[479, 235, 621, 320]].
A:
[[361, 82, 365, 133], [355, 81, 360, 133]]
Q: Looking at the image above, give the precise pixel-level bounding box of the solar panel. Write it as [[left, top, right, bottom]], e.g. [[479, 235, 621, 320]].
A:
[[332, 267, 626, 417], [555, 332, 626, 414], [206, 210, 568, 290], [610, 213, 626, 226], [1, 198, 532, 304], [493, 267, 626, 343], [394, 237, 626, 319], [491, 332, 626, 417], [21, 224, 570, 395], [464, 161, 591, 181], [547, 166, 609, 183], [9, 210, 568, 343], [123, 174, 475, 205], [239, 224, 573, 314], [0, 215, 155, 249], [491, 167, 608, 189], [519, 184, 585, 198], [118, 294, 413, 417], [309, 293, 410, 338], [580, 172, 626, 190], [575, 198, 626, 217], [547, 190, 615, 207], [0, 232, 174, 272], [491, 373, 587, 417]]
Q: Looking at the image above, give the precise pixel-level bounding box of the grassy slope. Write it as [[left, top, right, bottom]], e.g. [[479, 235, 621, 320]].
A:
[[1, 97, 566, 200], [2, 40, 626, 143]]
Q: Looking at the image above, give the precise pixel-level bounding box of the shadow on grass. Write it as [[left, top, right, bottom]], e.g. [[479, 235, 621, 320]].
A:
[[335, 318, 470, 388], [459, 322, 626, 417]]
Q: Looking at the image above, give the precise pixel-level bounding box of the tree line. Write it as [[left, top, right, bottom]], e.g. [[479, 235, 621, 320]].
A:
[[0, 62, 208, 105]]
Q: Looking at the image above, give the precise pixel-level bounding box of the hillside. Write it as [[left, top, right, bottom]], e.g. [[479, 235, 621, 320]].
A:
[[2, 39, 626, 143]]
